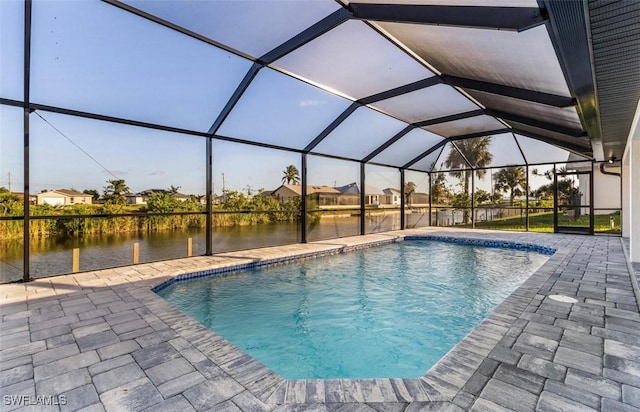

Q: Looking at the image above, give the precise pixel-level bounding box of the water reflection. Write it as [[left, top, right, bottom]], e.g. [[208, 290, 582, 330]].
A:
[[0, 212, 433, 283]]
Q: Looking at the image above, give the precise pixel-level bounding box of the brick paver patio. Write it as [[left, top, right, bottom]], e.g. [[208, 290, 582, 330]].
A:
[[1, 228, 639, 411]]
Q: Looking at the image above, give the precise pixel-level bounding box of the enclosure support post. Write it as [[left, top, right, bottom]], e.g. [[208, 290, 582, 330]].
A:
[[628, 139, 640, 262], [23, 108, 30, 282], [590, 162, 595, 235], [553, 164, 558, 232], [360, 162, 366, 235], [301, 154, 308, 243], [400, 169, 405, 230], [525, 165, 530, 231], [471, 171, 475, 229], [428, 173, 432, 226], [22, 0, 32, 282], [205, 137, 213, 255]]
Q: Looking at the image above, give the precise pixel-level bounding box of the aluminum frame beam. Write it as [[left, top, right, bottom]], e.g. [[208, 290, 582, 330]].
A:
[[450, 141, 474, 169], [349, 4, 547, 32], [260, 8, 351, 64], [358, 77, 441, 105], [23, 0, 32, 282], [207, 9, 351, 135], [414, 110, 484, 128], [486, 109, 586, 137], [208, 62, 261, 135], [105, 0, 587, 161], [443, 75, 575, 107], [403, 128, 510, 169], [304, 102, 360, 152], [361, 125, 415, 163], [511, 128, 591, 156]]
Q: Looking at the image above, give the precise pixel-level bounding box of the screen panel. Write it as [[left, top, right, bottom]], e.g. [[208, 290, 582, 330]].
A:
[[409, 147, 444, 172], [509, 122, 591, 151], [466, 89, 583, 129], [274, 20, 434, 100], [212, 141, 301, 197], [378, 23, 571, 97], [0, 221, 23, 284], [480, 133, 526, 168], [527, 164, 555, 232], [472, 165, 527, 232], [365, 164, 401, 233], [0, 105, 24, 283], [313, 106, 407, 160], [306, 155, 360, 241], [31, 0, 252, 132], [122, 0, 341, 58], [432, 142, 468, 172], [29, 110, 208, 278], [514, 135, 574, 164], [0, 105, 24, 207], [211, 140, 301, 252], [0, 0, 23, 100], [371, 84, 479, 123], [404, 170, 430, 228], [372, 128, 443, 166], [593, 164, 621, 234], [217, 68, 352, 149], [30, 111, 206, 205]]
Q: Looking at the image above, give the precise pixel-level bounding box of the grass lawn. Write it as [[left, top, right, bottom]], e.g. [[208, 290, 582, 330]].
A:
[[466, 212, 621, 234]]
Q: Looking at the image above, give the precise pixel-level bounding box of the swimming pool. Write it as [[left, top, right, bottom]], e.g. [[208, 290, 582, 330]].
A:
[[157, 238, 550, 379]]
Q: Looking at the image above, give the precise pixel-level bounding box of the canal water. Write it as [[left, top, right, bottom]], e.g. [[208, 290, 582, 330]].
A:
[[1, 212, 434, 283]]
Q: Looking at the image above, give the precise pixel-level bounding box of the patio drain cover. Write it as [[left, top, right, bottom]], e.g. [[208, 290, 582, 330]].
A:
[[549, 295, 578, 303]]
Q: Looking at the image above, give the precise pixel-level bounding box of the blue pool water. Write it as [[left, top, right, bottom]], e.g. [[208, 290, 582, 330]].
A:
[[158, 240, 549, 379]]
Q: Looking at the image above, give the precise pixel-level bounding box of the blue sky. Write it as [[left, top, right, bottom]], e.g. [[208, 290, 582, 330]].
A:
[[0, 0, 573, 196]]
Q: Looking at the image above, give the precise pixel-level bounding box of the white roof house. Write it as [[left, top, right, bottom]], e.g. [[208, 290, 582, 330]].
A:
[[36, 189, 93, 206]]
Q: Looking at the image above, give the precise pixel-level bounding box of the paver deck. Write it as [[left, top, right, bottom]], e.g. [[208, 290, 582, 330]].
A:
[[1, 228, 639, 411]]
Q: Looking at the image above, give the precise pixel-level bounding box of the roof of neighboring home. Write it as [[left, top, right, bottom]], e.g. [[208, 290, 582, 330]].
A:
[[139, 189, 167, 195], [275, 184, 340, 196], [137, 189, 189, 198], [383, 188, 401, 195], [334, 182, 385, 195], [334, 182, 360, 195], [42, 189, 89, 197]]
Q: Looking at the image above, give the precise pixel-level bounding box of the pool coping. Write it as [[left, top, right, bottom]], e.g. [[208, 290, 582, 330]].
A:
[[2, 228, 639, 410]]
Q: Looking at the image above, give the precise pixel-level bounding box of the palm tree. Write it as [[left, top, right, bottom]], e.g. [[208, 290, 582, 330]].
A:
[[282, 165, 300, 185], [430, 172, 448, 204], [493, 166, 527, 205], [444, 136, 493, 222], [404, 181, 416, 205], [103, 179, 130, 205]]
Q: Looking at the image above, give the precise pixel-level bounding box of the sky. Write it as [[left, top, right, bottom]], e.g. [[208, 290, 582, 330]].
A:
[[0, 0, 577, 197]]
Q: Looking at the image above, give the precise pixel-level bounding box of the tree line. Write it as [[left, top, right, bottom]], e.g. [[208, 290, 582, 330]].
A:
[[430, 137, 577, 222], [1, 154, 577, 239], [0, 181, 301, 240]]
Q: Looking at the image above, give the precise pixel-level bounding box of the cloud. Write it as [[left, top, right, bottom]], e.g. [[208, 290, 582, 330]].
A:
[[299, 99, 325, 107], [148, 170, 165, 176]]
